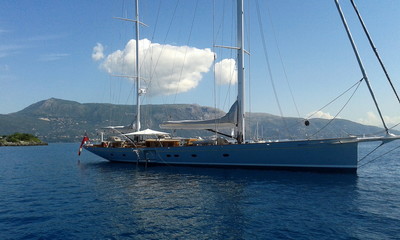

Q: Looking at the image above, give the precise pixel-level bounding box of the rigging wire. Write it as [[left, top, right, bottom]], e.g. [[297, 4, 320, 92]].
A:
[[264, 1, 301, 119], [212, 0, 234, 135], [309, 78, 363, 138], [350, 0, 400, 106], [367, 121, 400, 139], [145, 0, 181, 123], [246, 0, 253, 138], [255, 0, 290, 139], [387, 122, 400, 132], [172, 0, 200, 104], [358, 142, 384, 163], [214, 0, 223, 111], [307, 78, 363, 119], [109, 1, 146, 128], [335, 0, 389, 134], [139, 0, 162, 129], [212, 0, 219, 137], [214, 0, 236, 116], [145, 0, 180, 101], [358, 143, 400, 168], [280, 77, 363, 139], [221, 0, 236, 113]]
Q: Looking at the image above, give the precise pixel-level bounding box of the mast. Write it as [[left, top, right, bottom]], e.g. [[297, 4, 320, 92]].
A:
[[135, 0, 141, 132], [334, 0, 389, 133], [113, 0, 148, 132], [237, 0, 245, 143]]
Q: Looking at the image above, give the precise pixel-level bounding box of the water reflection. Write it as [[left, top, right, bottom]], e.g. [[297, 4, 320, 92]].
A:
[[2, 143, 398, 239], [77, 141, 400, 238], [77, 161, 361, 239]]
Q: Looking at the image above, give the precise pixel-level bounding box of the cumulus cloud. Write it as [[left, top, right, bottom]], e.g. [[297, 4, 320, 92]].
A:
[[98, 39, 214, 96], [308, 111, 334, 119], [92, 43, 104, 61], [215, 58, 237, 85]]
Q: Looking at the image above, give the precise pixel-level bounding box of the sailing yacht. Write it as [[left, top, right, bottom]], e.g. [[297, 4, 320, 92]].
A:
[[84, 0, 400, 173]]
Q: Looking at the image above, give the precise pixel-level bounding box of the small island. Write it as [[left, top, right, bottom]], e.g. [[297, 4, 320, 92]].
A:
[[0, 133, 48, 146]]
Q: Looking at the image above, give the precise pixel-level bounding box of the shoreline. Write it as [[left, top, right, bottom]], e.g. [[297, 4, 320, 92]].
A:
[[0, 142, 48, 147]]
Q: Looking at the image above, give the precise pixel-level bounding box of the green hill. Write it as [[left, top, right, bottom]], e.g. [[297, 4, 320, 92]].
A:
[[0, 98, 389, 142]]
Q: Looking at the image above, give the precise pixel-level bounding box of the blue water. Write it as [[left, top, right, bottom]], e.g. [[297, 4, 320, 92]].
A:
[[1, 143, 400, 239]]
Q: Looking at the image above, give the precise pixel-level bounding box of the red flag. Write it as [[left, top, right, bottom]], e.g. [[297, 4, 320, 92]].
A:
[[78, 135, 89, 156]]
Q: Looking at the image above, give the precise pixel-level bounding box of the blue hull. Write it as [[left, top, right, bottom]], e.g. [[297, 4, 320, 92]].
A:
[[84, 138, 358, 172]]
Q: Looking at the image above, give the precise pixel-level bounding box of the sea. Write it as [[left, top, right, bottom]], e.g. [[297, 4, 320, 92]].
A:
[[1, 142, 400, 240]]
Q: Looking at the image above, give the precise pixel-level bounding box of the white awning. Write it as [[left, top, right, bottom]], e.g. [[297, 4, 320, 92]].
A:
[[160, 101, 237, 130], [124, 128, 170, 136]]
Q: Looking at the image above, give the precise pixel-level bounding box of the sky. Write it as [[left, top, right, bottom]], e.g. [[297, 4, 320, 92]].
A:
[[1, 0, 400, 129]]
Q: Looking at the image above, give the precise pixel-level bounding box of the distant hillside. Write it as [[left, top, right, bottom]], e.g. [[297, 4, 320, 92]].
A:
[[0, 98, 389, 142]]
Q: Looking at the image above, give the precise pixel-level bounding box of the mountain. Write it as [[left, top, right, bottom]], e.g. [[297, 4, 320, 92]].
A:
[[0, 98, 389, 142]]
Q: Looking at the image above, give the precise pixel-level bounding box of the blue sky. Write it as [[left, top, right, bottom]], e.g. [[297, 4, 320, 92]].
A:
[[1, 0, 400, 128]]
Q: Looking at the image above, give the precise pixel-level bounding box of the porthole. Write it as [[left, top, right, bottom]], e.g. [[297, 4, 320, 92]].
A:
[[122, 154, 126, 157], [223, 153, 229, 157], [191, 154, 197, 157], [174, 154, 180, 157], [166, 154, 172, 157]]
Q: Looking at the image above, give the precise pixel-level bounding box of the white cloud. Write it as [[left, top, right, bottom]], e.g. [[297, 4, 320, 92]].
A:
[[0, 44, 26, 58], [358, 111, 379, 126], [215, 58, 237, 85], [92, 43, 104, 61], [99, 39, 214, 96], [308, 111, 334, 119], [358, 111, 400, 128]]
